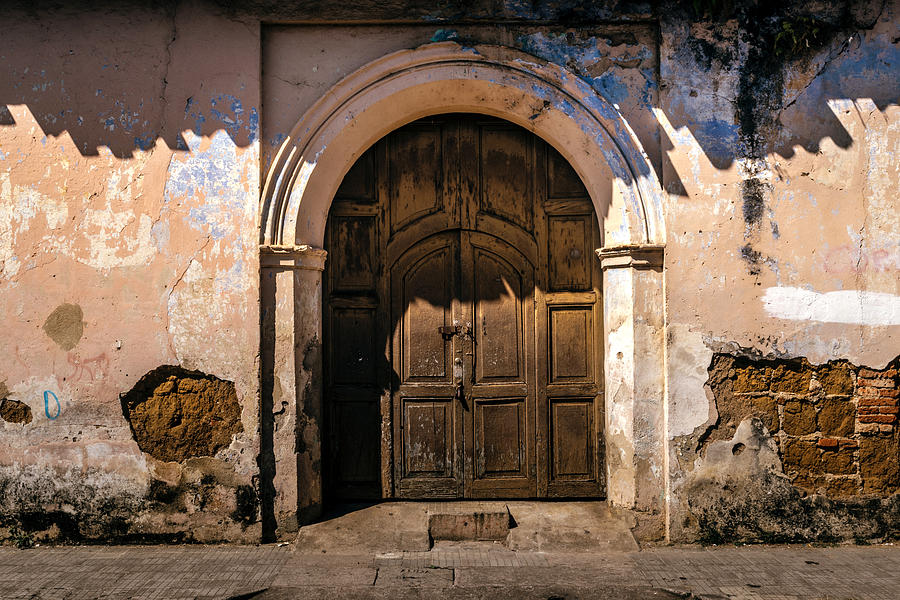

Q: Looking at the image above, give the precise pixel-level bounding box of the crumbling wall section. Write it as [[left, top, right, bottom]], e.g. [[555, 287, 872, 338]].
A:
[[0, 1, 262, 543], [672, 353, 900, 543]]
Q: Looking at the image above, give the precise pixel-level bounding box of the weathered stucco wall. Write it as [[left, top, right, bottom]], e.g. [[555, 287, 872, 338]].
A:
[[1, 1, 262, 542], [1, 0, 898, 544], [660, 0, 900, 543]]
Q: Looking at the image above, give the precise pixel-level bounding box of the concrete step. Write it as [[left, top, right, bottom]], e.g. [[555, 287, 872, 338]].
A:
[[427, 504, 511, 542], [295, 501, 639, 554]]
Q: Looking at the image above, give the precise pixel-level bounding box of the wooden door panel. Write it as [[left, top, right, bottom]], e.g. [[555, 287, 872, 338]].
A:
[[329, 216, 377, 292], [547, 146, 588, 199], [548, 215, 592, 291], [549, 306, 594, 384], [464, 232, 536, 497], [336, 148, 376, 201], [550, 399, 594, 480], [330, 306, 378, 386], [392, 232, 464, 498], [475, 399, 527, 479], [334, 400, 381, 483], [400, 247, 452, 382], [473, 247, 524, 383], [478, 125, 534, 232], [403, 399, 454, 477], [389, 125, 443, 234]]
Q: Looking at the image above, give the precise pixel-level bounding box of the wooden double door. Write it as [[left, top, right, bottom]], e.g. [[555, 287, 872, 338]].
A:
[[324, 114, 604, 500]]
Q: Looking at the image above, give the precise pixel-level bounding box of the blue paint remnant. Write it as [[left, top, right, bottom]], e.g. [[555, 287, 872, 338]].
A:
[[593, 72, 629, 105], [164, 130, 256, 241], [431, 29, 459, 42], [516, 32, 655, 107], [133, 134, 155, 151], [247, 107, 259, 144], [692, 119, 739, 163], [185, 94, 259, 143], [270, 133, 288, 147], [43, 390, 60, 420]]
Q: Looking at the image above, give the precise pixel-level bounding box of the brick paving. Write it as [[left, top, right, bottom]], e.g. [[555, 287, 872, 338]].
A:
[[0, 543, 897, 599]]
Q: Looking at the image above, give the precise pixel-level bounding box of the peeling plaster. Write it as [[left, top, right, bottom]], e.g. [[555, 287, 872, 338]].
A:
[[667, 324, 715, 439]]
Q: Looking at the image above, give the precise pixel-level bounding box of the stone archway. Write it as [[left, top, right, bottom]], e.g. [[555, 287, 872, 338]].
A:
[[258, 42, 667, 536]]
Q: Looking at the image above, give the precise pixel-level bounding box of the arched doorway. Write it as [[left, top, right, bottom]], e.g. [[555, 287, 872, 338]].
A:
[[259, 43, 666, 534], [323, 114, 604, 501]]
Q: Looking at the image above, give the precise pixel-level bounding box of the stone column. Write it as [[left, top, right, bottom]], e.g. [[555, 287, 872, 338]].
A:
[[597, 244, 666, 518], [260, 245, 327, 538]]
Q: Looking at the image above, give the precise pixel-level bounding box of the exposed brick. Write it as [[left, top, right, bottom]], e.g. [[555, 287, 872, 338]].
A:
[[857, 423, 882, 435], [858, 368, 896, 378], [840, 439, 859, 449], [818, 398, 855, 437], [859, 415, 897, 424], [877, 388, 900, 398], [857, 378, 896, 388], [817, 438, 840, 449], [856, 387, 892, 398], [857, 397, 895, 406], [878, 406, 899, 415], [880, 425, 894, 433], [783, 400, 817, 435]]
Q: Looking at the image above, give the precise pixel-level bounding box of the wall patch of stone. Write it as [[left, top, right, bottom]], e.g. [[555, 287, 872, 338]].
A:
[[120, 365, 243, 463], [677, 353, 900, 543]]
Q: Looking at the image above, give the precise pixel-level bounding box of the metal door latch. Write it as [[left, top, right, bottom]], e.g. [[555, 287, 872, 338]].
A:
[[438, 325, 461, 340], [455, 380, 468, 410], [438, 324, 472, 339]]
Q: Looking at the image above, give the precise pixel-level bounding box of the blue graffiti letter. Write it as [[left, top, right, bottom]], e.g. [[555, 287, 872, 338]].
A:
[[43, 390, 60, 420]]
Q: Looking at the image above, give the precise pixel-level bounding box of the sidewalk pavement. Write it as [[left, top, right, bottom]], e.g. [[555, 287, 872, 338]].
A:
[[0, 541, 897, 600]]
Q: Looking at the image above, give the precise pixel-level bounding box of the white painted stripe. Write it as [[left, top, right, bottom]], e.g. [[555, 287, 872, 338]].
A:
[[762, 287, 900, 326]]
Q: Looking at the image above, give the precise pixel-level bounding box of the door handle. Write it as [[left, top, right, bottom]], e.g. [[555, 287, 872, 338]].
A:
[[453, 356, 468, 411], [455, 380, 468, 411]]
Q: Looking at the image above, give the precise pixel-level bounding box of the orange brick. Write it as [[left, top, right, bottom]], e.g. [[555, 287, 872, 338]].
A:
[[859, 368, 897, 378], [857, 398, 891, 407], [857, 378, 896, 388], [859, 415, 897, 424], [856, 387, 887, 398], [840, 439, 859, 449], [857, 397, 892, 406], [878, 406, 899, 414], [878, 388, 900, 398], [817, 438, 840, 449]]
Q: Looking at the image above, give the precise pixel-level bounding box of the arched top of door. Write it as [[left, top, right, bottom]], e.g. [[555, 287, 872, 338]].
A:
[[259, 42, 666, 252]]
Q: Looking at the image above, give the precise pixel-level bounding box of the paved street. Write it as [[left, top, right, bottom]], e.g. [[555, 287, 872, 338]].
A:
[[0, 542, 898, 599]]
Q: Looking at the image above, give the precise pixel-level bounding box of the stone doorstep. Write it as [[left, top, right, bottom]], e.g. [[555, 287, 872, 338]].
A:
[[427, 503, 512, 542]]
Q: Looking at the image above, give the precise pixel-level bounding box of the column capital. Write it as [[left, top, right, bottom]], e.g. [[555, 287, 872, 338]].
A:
[[260, 245, 328, 270], [596, 244, 664, 270]]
